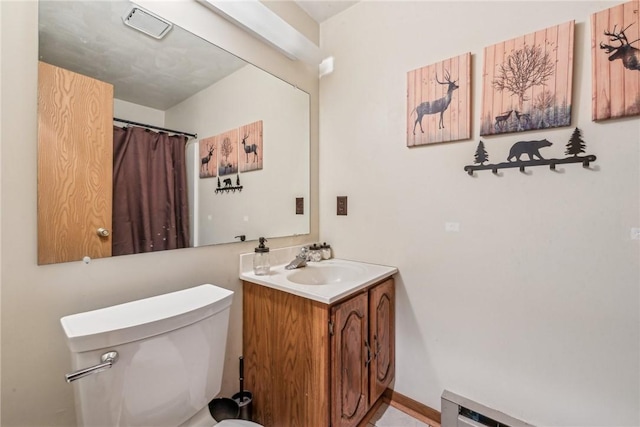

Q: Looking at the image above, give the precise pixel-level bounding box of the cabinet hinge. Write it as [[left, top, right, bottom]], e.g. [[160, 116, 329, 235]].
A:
[[329, 320, 334, 336]]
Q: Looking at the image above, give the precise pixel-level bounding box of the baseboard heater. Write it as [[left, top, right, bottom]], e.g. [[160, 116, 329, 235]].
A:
[[441, 390, 535, 427]]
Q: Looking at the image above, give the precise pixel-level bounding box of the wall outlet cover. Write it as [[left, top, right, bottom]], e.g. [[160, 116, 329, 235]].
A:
[[337, 196, 348, 216]]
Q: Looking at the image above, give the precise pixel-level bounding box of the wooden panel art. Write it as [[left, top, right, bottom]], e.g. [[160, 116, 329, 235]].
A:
[[239, 120, 264, 172], [480, 21, 575, 136], [407, 52, 471, 146], [216, 128, 239, 176], [592, 0, 640, 121], [198, 135, 217, 178]]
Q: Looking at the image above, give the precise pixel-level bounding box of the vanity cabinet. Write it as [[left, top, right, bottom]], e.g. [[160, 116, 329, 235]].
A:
[[243, 278, 395, 427], [37, 61, 114, 264]]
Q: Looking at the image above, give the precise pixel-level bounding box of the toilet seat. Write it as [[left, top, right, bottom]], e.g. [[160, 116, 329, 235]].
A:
[[217, 420, 262, 427]]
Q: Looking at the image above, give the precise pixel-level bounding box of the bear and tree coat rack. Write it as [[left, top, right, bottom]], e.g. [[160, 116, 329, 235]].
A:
[[464, 127, 597, 176]]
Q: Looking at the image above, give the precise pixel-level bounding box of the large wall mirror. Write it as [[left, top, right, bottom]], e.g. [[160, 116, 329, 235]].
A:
[[37, 1, 310, 264]]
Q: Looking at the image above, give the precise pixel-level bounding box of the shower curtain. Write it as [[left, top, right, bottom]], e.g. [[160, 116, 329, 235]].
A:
[[112, 126, 190, 256]]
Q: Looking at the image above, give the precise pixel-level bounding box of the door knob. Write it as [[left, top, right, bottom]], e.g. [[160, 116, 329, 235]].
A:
[[97, 228, 110, 237]]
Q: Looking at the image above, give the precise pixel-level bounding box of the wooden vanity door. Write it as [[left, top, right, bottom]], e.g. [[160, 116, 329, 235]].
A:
[[331, 292, 369, 427], [37, 62, 113, 264], [369, 279, 395, 404]]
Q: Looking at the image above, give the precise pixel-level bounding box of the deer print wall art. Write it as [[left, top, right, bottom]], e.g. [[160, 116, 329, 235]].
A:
[[406, 53, 471, 146], [480, 21, 575, 136], [592, 0, 640, 120], [199, 136, 218, 179], [239, 120, 264, 172], [214, 128, 238, 177]]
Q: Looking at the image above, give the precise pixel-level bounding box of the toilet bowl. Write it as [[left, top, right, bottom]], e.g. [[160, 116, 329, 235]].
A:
[[60, 284, 264, 427], [180, 401, 260, 427], [218, 421, 260, 427]]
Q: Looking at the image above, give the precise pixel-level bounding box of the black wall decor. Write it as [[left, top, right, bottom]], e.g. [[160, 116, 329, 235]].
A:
[[216, 174, 243, 193], [464, 128, 596, 176]]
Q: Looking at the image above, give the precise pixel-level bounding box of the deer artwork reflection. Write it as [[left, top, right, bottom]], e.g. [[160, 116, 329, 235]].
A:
[[412, 70, 459, 134], [241, 133, 258, 162], [201, 144, 215, 174], [600, 23, 640, 71]]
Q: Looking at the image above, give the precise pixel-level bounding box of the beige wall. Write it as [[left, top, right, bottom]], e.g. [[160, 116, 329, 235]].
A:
[[319, 1, 639, 426], [167, 64, 310, 246], [0, 1, 318, 426]]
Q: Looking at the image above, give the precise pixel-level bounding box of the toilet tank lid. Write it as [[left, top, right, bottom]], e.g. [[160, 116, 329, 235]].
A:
[[60, 284, 233, 353]]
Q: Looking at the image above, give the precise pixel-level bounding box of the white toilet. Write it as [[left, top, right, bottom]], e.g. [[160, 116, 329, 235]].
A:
[[60, 284, 262, 427]]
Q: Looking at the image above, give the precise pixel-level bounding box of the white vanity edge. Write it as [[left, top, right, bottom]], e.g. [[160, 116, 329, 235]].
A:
[[239, 245, 398, 304]]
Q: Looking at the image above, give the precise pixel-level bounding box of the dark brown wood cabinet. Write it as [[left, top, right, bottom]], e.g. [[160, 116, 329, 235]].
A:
[[369, 279, 395, 404], [243, 277, 395, 427], [331, 291, 368, 427]]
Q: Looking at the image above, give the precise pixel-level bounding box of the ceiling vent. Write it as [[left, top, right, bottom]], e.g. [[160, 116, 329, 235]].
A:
[[122, 7, 173, 40]]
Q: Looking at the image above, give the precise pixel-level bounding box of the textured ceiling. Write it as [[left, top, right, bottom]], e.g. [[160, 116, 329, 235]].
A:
[[38, 1, 247, 111], [38, 1, 359, 110]]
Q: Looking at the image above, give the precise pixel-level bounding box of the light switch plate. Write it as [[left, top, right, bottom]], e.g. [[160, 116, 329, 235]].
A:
[[296, 197, 304, 215]]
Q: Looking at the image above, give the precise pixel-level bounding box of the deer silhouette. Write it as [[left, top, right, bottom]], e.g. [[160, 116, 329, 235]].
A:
[[600, 24, 640, 71], [513, 110, 531, 126], [412, 70, 459, 134], [241, 133, 259, 163], [514, 110, 530, 121], [201, 144, 215, 174], [494, 110, 513, 130]]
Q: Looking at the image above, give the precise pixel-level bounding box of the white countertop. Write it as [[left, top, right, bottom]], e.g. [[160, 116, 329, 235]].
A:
[[239, 247, 397, 304]]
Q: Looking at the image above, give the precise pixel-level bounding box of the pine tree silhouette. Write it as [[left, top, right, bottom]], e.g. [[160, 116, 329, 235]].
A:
[[217, 177, 221, 188], [565, 127, 585, 157], [474, 140, 489, 164]]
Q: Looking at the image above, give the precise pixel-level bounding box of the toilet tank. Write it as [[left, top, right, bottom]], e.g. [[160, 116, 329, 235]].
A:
[[60, 284, 234, 427]]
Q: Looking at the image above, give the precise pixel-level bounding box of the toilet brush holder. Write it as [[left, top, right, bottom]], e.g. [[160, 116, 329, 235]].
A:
[[232, 390, 253, 421]]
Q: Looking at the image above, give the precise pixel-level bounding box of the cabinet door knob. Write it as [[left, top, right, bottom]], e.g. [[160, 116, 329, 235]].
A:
[[97, 228, 110, 237]]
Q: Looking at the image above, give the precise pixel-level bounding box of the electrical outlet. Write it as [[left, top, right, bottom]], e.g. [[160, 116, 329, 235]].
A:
[[337, 196, 348, 216], [631, 227, 640, 240], [296, 197, 304, 215]]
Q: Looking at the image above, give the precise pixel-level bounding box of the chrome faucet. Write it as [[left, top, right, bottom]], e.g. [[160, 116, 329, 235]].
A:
[[285, 247, 309, 270]]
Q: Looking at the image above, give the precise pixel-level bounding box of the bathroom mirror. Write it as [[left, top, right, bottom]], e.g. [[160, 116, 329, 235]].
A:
[[37, 1, 310, 264]]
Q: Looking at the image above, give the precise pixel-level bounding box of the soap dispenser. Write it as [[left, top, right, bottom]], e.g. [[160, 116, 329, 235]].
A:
[[253, 237, 270, 275]]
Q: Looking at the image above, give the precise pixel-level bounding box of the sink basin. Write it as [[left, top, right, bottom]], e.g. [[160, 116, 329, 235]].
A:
[[286, 263, 367, 285], [239, 251, 398, 303]]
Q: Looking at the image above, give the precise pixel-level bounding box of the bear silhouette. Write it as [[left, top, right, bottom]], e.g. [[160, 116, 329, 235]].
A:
[[507, 139, 552, 162]]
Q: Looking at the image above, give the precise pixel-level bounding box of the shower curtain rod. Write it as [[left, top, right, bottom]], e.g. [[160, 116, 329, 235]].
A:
[[113, 117, 198, 139]]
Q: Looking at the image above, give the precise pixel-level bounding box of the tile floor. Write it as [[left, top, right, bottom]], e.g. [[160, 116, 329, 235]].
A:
[[366, 403, 431, 427]]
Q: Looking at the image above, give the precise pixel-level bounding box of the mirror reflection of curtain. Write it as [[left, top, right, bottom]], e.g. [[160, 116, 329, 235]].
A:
[[112, 126, 190, 256]]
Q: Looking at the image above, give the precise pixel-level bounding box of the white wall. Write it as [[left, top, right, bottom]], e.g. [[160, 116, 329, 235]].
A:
[[0, 1, 319, 426], [167, 64, 310, 246], [113, 99, 165, 127], [319, 1, 639, 426]]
